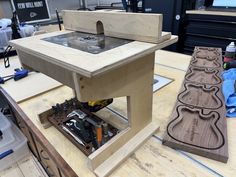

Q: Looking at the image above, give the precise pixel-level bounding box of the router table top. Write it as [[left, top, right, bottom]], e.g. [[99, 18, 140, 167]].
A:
[[10, 30, 178, 77]]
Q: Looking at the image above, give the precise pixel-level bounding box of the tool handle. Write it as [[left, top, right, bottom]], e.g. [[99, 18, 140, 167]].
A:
[[0, 77, 4, 84], [0, 149, 14, 160], [96, 125, 103, 147], [14, 69, 28, 81], [0, 130, 2, 139]]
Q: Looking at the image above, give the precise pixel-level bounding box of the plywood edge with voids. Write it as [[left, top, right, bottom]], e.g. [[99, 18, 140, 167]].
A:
[[62, 10, 163, 43]]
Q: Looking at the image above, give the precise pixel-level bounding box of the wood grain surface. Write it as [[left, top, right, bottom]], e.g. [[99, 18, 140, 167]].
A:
[[185, 66, 222, 85], [163, 47, 228, 163], [62, 10, 163, 43], [9, 30, 177, 78], [17, 85, 218, 177], [109, 58, 236, 177]]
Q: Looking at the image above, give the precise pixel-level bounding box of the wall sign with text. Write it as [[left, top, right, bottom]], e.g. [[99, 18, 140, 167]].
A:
[[11, 0, 51, 23]]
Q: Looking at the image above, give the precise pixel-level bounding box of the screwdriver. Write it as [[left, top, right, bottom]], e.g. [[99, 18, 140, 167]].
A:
[[96, 124, 103, 147]]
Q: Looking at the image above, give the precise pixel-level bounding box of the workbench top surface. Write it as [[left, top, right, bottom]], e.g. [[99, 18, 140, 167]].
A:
[[9, 30, 177, 77], [0, 57, 61, 103], [3, 50, 235, 177]]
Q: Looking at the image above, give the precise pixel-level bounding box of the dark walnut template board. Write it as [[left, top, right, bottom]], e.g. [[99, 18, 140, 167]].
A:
[[163, 47, 228, 163]]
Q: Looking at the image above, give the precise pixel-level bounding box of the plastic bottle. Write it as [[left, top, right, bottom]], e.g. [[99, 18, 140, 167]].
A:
[[224, 42, 236, 62]]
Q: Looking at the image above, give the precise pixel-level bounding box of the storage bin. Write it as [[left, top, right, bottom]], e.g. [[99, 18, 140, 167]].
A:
[[0, 113, 29, 171]]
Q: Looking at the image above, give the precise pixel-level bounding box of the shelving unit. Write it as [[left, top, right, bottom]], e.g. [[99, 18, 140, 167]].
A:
[[183, 10, 236, 54]]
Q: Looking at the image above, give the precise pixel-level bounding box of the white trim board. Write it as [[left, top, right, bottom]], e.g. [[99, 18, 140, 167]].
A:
[[153, 74, 173, 93]]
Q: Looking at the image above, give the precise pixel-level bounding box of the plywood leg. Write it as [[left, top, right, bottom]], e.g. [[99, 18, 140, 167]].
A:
[[87, 55, 159, 176], [89, 92, 153, 159], [92, 122, 158, 177]]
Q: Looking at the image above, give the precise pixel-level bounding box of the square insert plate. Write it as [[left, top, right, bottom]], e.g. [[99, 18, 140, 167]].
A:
[[42, 32, 132, 54]]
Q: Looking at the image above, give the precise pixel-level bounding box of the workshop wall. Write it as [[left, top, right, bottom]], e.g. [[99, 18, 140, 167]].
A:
[[47, 0, 81, 14], [0, 0, 123, 19], [0, 0, 81, 19], [0, 0, 123, 21], [0, 5, 4, 18], [86, 0, 122, 8], [97, 0, 122, 5], [0, 1, 12, 18]]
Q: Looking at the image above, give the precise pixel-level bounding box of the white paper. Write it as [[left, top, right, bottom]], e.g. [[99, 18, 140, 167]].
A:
[[213, 0, 236, 7]]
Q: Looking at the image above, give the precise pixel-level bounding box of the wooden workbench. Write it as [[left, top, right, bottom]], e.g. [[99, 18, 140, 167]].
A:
[[1, 50, 235, 177]]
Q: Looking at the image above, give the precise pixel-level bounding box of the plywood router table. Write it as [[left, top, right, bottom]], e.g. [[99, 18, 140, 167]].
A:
[[9, 10, 177, 177]]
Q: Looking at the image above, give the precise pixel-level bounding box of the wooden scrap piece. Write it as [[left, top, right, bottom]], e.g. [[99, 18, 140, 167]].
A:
[[163, 47, 228, 163], [0, 57, 62, 103], [62, 10, 163, 43]]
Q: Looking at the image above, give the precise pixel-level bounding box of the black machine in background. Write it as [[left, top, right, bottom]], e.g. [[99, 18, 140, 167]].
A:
[[97, 0, 196, 52], [182, 0, 236, 54], [142, 0, 196, 52], [182, 12, 236, 54]]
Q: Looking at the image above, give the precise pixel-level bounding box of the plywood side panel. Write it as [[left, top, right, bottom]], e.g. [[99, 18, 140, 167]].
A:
[[9, 30, 177, 78], [17, 50, 75, 89]]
